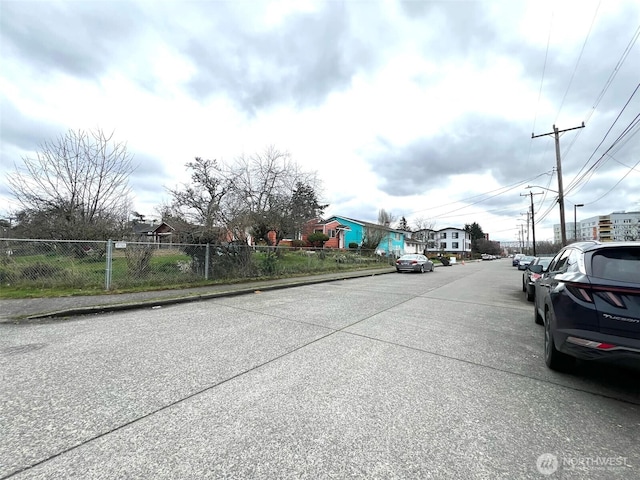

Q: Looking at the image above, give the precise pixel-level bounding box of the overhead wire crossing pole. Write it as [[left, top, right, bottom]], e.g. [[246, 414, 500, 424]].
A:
[[532, 122, 585, 245], [521, 191, 543, 256]]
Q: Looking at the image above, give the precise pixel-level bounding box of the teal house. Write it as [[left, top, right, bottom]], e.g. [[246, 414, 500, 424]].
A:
[[306, 215, 406, 255]]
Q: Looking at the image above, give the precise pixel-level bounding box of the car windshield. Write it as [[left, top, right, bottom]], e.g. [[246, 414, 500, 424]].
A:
[[591, 248, 640, 283], [538, 257, 553, 268]]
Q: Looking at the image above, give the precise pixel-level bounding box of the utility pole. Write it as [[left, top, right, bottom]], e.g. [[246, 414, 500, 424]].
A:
[[521, 191, 543, 256], [521, 212, 530, 254], [527, 212, 531, 254], [532, 122, 585, 246], [517, 224, 526, 253]]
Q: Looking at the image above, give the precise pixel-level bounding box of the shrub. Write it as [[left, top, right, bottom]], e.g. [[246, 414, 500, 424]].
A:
[[291, 239, 307, 249], [125, 245, 154, 277], [307, 232, 329, 247], [260, 253, 278, 275]]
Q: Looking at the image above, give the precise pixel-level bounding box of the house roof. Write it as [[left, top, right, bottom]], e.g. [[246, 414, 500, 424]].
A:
[[132, 221, 175, 235], [322, 215, 365, 227], [324, 215, 406, 234], [437, 227, 467, 232]]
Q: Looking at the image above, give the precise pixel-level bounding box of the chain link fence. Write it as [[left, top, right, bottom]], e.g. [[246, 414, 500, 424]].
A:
[[0, 238, 395, 294]]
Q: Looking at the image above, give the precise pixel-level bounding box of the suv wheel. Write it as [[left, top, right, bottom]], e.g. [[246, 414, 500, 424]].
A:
[[544, 308, 574, 371], [526, 287, 534, 302], [534, 305, 543, 325]]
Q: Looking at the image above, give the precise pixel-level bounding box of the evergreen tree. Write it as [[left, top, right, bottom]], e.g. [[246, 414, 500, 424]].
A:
[[464, 222, 485, 254], [396, 216, 410, 231]]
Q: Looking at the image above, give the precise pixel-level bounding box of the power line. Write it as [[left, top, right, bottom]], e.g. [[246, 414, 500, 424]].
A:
[[584, 23, 640, 125], [585, 150, 640, 206], [527, 12, 555, 170], [534, 112, 640, 223], [407, 171, 552, 217], [573, 114, 640, 200], [554, 1, 602, 124], [532, 11, 554, 138], [535, 167, 556, 212], [557, 22, 639, 168], [565, 83, 640, 195], [419, 176, 550, 220], [566, 110, 640, 197]]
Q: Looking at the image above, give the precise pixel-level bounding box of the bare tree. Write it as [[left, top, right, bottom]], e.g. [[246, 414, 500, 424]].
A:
[[413, 217, 436, 232], [361, 225, 388, 252], [7, 128, 135, 239], [166, 146, 324, 247], [412, 217, 437, 247], [166, 157, 232, 242], [377, 208, 396, 227], [226, 146, 322, 246], [619, 219, 640, 241]]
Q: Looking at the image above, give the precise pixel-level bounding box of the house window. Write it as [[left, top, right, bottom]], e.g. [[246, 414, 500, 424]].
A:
[[452, 232, 459, 239], [440, 242, 447, 249], [328, 229, 336, 238], [452, 242, 459, 249], [441, 232, 447, 239]]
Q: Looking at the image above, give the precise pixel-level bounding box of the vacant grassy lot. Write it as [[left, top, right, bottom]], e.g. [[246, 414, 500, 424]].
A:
[[0, 246, 393, 298]]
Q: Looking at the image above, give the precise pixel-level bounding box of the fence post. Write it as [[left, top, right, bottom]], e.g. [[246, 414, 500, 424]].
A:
[[205, 243, 210, 280], [105, 239, 113, 290]]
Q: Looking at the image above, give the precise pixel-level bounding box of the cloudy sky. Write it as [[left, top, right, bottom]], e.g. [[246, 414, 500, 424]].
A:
[[1, 0, 639, 242]]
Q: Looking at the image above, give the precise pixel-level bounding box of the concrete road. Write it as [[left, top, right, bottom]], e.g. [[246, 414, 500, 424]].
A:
[[1, 259, 639, 479]]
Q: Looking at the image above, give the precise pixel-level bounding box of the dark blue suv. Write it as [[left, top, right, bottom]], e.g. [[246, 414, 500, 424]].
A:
[[534, 241, 640, 371]]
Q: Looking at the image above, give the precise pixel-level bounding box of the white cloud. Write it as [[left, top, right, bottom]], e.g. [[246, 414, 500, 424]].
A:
[[1, 0, 639, 242]]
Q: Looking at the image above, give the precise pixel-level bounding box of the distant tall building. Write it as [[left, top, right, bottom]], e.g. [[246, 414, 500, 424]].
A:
[[555, 211, 640, 242]]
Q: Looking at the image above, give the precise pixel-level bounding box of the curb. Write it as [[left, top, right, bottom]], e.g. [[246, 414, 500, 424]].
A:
[[7, 268, 399, 322]]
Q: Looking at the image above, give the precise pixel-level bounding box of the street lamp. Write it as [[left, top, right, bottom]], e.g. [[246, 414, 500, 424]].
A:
[[574, 203, 584, 241]]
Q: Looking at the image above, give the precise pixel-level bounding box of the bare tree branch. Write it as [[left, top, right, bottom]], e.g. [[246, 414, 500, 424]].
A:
[[8, 128, 136, 239]]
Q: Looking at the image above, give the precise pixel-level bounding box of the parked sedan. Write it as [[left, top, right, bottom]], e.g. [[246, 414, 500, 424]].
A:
[[534, 241, 640, 372], [517, 255, 535, 270], [512, 254, 524, 267], [522, 256, 553, 301], [396, 254, 434, 273]]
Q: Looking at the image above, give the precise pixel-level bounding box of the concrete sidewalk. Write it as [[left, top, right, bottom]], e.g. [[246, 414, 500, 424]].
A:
[[0, 267, 397, 322]]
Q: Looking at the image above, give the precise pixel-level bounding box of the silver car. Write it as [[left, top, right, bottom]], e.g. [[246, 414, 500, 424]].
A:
[[517, 255, 536, 270], [396, 254, 434, 273]]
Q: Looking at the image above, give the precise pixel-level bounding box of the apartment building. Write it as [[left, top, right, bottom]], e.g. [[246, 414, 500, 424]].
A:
[[413, 227, 472, 257], [554, 211, 640, 242]]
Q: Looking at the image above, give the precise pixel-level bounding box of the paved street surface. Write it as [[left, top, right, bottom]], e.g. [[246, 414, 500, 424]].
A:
[[1, 260, 639, 479]]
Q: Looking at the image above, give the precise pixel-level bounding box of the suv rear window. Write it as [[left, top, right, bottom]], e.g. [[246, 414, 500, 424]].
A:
[[591, 248, 640, 283]]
